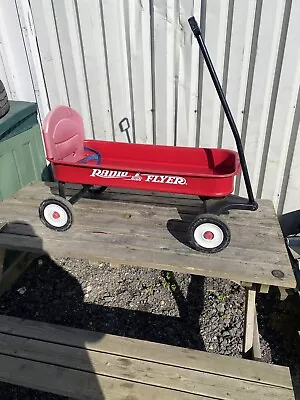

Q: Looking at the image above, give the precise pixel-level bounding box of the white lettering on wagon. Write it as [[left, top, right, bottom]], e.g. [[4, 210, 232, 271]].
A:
[[90, 169, 129, 178], [90, 169, 187, 185], [145, 175, 186, 185]]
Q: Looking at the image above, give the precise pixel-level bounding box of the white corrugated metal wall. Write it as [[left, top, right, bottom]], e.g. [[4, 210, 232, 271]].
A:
[[0, 0, 299, 215]]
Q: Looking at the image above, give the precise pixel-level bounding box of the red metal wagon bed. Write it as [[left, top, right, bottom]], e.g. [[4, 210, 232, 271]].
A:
[[44, 105, 240, 197], [38, 17, 258, 253]]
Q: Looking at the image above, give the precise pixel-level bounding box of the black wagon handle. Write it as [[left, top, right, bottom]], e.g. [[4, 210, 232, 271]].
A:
[[188, 16, 256, 206]]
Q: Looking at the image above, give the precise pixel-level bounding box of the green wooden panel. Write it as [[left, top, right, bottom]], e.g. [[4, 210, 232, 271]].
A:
[[0, 126, 48, 199], [0, 147, 22, 200]]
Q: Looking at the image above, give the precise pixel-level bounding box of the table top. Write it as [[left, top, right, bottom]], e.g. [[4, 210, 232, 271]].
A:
[[0, 181, 295, 289]]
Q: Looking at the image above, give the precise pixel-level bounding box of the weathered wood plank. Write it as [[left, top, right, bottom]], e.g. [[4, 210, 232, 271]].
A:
[[259, 284, 270, 294], [0, 201, 284, 252], [0, 231, 293, 287], [6, 185, 284, 236], [0, 354, 206, 400], [0, 333, 293, 400], [0, 315, 293, 390], [0, 214, 288, 260], [0, 205, 282, 239], [243, 288, 256, 356], [253, 308, 262, 361], [243, 288, 260, 360], [6, 182, 284, 229], [0, 202, 281, 235], [0, 182, 294, 288], [278, 286, 289, 301]]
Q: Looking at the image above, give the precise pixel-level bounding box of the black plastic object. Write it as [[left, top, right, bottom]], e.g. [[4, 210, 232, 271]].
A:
[[0, 80, 10, 119], [119, 117, 131, 143]]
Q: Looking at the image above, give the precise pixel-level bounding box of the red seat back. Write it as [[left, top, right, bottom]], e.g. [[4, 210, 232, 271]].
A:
[[42, 105, 85, 162]]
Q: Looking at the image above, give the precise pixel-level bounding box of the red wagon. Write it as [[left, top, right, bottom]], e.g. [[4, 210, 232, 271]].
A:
[[39, 17, 258, 253]]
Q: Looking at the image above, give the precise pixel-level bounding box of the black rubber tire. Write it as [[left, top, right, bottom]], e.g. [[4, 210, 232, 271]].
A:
[[39, 196, 73, 232], [187, 213, 231, 253], [88, 186, 107, 194], [0, 80, 10, 119]]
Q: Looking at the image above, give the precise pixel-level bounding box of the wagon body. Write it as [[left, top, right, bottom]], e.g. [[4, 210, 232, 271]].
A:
[[51, 140, 240, 198]]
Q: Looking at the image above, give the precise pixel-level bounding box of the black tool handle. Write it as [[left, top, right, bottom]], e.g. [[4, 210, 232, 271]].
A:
[[188, 16, 256, 206], [119, 117, 131, 143], [188, 16, 201, 36]]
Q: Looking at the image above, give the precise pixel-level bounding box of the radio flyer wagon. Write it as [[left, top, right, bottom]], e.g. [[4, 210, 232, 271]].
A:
[[38, 17, 258, 253]]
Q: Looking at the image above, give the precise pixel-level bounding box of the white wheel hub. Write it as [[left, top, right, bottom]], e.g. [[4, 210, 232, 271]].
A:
[[43, 203, 68, 228], [193, 222, 224, 249]]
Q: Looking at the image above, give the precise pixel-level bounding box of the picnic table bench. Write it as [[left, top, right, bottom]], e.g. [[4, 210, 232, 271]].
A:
[[0, 181, 297, 399], [0, 314, 297, 400]]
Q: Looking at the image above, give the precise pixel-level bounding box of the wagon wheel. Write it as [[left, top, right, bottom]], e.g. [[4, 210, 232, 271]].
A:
[[187, 214, 231, 253], [39, 196, 73, 232], [88, 186, 107, 194]]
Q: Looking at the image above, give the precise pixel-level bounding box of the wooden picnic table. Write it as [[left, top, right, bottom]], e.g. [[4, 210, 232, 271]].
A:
[[0, 181, 297, 399], [0, 181, 295, 285], [0, 181, 296, 358]]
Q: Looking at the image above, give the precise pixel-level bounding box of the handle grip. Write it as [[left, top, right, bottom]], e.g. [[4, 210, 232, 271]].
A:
[[81, 147, 101, 165], [188, 16, 200, 37], [119, 117, 131, 143], [119, 117, 130, 132]]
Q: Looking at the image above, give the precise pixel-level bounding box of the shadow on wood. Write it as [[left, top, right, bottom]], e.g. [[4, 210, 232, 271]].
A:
[[0, 221, 207, 399], [0, 222, 105, 399]]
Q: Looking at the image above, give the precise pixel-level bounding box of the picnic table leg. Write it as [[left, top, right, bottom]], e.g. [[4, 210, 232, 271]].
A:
[[243, 285, 262, 361]]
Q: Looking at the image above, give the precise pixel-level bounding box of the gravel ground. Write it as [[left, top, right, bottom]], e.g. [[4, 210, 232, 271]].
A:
[[0, 256, 300, 399]]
